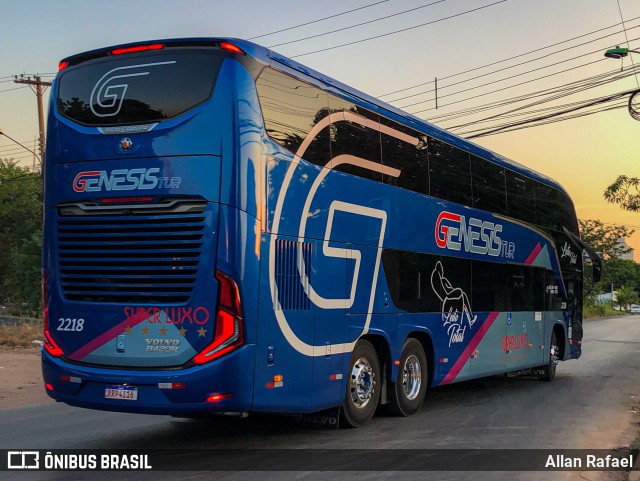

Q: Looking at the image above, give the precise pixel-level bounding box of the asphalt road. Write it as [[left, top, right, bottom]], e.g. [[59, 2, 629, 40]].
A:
[[1, 316, 639, 481]]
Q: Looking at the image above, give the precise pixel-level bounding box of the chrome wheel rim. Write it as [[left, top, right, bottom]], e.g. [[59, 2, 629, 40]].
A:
[[550, 337, 559, 370], [402, 354, 422, 401], [350, 357, 375, 408]]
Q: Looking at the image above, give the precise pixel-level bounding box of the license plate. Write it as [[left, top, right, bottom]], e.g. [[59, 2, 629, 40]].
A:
[[105, 386, 138, 401]]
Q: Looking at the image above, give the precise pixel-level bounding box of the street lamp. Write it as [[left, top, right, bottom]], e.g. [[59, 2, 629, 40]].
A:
[[603, 46, 640, 121], [604, 46, 640, 59], [0, 128, 42, 165]]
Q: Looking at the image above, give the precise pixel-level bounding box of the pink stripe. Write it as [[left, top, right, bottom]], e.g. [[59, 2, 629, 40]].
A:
[[524, 242, 542, 265], [440, 312, 500, 385], [68, 311, 149, 361]]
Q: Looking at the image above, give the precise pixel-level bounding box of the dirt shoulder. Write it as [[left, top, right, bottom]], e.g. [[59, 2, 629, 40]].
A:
[[0, 348, 52, 410]]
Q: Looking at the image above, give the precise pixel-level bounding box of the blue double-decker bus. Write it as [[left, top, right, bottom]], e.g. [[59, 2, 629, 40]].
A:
[[42, 38, 601, 427]]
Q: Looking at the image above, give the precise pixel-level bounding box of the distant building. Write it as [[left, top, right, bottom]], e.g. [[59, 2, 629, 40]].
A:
[[616, 237, 635, 261]]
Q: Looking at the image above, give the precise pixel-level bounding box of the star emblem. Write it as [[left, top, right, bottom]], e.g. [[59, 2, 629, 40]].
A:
[[178, 327, 187, 336], [141, 326, 149, 335], [197, 327, 207, 337], [124, 325, 132, 335], [159, 326, 168, 336]]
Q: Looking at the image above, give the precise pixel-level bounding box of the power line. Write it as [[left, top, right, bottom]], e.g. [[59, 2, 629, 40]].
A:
[[616, 0, 639, 88], [410, 57, 609, 115], [399, 37, 640, 110], [460, 89, 635, 138], [377, 16, 640, 98], [386, 22, 640, 104], [268, 0, 447, 48], [0, 86, 28, 93], [425, 66, 637, 123], [290, 0, 509, 58], [249, 0, 390, 40]]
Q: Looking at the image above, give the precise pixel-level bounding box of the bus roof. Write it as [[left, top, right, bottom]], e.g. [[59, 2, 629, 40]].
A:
[[60, 37, 571, 197]]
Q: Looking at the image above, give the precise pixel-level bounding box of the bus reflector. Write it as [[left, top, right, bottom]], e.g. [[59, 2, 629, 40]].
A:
[[158, 382, 186, 390], [192, 270, 244, 365], [45, 383, 54, 391], [58, 61, 69, 71], [42, 272, 63, 357], [111, 43, 164, 55], [206, 393, 232, 403], [219, 42, 245, 55]]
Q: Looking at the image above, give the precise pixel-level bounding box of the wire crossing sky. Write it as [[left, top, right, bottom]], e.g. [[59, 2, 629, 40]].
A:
[[1, 0, 639, 257]]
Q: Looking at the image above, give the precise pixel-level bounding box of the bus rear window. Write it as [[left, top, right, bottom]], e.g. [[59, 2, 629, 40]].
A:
[[57, 49, 222, 126]]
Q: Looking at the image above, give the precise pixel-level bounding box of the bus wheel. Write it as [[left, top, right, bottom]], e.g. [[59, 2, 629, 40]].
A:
[[389, 338, 427, 416], [538, 331, 559, 382], [340, 340, 381, 428]]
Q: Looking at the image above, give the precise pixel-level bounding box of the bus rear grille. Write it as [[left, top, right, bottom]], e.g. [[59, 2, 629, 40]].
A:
[[56, 200, 207, 304]]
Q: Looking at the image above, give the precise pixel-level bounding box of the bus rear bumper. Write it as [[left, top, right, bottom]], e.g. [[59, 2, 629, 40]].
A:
[[41, 345, 255, 415]]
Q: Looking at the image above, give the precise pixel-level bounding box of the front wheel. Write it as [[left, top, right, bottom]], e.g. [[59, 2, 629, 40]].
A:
[[389, 338, 428, 416], [538, 330, 559, 382], [340, 340, 381, 428]]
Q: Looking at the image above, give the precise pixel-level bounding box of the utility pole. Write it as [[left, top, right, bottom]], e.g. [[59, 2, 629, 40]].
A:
[[14, 75, 52, 163]]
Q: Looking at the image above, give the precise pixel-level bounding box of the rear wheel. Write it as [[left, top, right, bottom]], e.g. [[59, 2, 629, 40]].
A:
[[538, 330, 559, 382], [340, 340, 381, 428], [389, 338, 428, 416]]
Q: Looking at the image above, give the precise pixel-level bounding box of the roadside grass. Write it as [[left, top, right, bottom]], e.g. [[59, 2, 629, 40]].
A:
[[584, 304, 629, 319], [0, 321, 42, 349]]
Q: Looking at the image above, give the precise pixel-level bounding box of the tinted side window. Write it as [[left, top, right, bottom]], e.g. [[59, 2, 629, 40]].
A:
[[327, 95, 382, 182], [471, 156, 507, 215], [545, 270, 563, 311], [472, 260, 507, 312], [428, 137, 472, 206], [256, 68, 330, 165], [379, 116, 429, 195], [507, 265, 544, 311], [559, 191, 579, 235], [535, 183, 559, 230], [532, 267, 546, 311], [506, 170, 536, 224]]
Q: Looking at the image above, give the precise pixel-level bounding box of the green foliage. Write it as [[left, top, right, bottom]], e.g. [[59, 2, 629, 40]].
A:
[[583, 302, 628, 319], [579, 219, 640, 315], [0, 159, 42, 313], [578, 219, 634, 259], [604, 175, 640, 212], [615, 285, 638, 311]]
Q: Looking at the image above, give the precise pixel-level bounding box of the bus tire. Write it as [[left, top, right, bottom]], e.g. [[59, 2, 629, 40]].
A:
[[389, 338, 427, 416], [340, 340, 381, 428], [538, 330, 559, 382]]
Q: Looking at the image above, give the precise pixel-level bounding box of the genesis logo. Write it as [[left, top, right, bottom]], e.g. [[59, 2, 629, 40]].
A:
[[89, 60, 176, 118], [435, 211, 514, 259], [73, 168, 181, 192]]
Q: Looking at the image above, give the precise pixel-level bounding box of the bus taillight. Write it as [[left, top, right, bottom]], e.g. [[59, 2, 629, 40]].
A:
[[219, 42, 245, 55], [111, 43, 164, 55], [42, 271, 63, 357], [192, 270, 244, 365]]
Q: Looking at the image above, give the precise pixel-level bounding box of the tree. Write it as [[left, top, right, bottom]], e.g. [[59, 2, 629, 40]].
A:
[[0, 159, 42, 313], [604, 175, 640, 212], [615, 285, 638, 311], [578, 219, 634, 259], [579, 219, 640, 302]]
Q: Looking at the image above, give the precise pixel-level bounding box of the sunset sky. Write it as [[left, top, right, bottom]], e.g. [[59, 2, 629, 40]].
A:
[[1, 0, 639, 259]]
